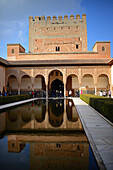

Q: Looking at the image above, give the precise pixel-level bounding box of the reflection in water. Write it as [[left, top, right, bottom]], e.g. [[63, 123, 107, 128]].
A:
[[66, 99, 78, 122], [34, 100, 46, 122], [0, 99, 99, 170], [48, 99, 64, 127], [3, 99, 83, 131]]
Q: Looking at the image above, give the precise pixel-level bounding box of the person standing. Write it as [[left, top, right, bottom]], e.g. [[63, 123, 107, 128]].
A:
[[108, 90, 111, 98]]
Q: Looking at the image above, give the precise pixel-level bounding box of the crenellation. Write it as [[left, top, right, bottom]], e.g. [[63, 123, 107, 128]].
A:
[[29, 14, 86, 22], [58, 15, 62, 20], [47, 16, 51, 20], [35, 16, 39, 21], [41, 15, 45, 20], [76, 14, 80, 19], [64, 15, 68, 20], [82, 14, 86, 21], [52, 16, 57, 21], [70, 15, 74, 19], [29, 16, 33, 21]]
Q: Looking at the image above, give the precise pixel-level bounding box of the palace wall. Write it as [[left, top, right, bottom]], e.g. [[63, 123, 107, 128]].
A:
[[7, 42, 111, 61], [0, 65, 6, 93], [6, 65, 111, 95]]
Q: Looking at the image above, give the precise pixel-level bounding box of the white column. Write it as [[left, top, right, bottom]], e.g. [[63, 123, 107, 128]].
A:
[[95, 85, 97, 95], [111, 65, 113, 97]]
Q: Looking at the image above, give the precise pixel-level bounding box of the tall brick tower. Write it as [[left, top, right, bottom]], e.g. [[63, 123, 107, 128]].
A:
[[29, 14, 87, 53]]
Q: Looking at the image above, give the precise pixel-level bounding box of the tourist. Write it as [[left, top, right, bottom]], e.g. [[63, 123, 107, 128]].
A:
[[80, 90, 83, 95], [32, 91, 34, 98], [69, 90, 72, 97], [59, 90, 62, 97], [108, 90, 111, 98], [0, 91, 2, 96], [103, 90, 106, 97], [100, 90, 102, 96]]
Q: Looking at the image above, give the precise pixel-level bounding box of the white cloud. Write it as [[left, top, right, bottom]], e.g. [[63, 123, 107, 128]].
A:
[[0, 0, 84, 58]]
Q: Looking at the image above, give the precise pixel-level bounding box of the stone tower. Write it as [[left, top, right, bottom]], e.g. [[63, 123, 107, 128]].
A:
[[29, 14, 87, 53]]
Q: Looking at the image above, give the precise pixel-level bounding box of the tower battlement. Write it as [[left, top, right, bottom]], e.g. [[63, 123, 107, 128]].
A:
[[29, 14, 87, 53], [29, 14, 86, 22]]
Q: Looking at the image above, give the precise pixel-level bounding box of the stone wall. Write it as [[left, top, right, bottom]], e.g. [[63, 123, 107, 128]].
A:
[[0, 65, 6, 93], [29, 14, 87, 53]]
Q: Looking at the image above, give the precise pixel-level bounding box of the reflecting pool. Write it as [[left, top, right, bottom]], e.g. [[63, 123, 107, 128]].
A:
[[0, 99, 99, 170]]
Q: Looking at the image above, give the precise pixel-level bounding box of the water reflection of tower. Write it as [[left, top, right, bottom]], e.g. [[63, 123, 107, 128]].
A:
[[8, 135, 26, 153]]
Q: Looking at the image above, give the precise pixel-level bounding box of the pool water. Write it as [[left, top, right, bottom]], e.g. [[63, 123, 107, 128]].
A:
[[0, 99, 99, 170]]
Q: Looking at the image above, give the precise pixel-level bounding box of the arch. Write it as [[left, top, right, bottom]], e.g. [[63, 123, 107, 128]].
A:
[[81, 74, 95, 94], [66, 100, 78, 122], [48, 69, 63, 76], [21, 106, 31, 123], [34, 100, 46, 122], [48, 70, 64, 97], [34, 75, 46, 91], [21, 75, 32, 93], [8, 109, 18, 122], [97, 74, 109, 91], [8, 75, 18, 95], [66, 74, 79, 97], [48, 99, 64, 127]]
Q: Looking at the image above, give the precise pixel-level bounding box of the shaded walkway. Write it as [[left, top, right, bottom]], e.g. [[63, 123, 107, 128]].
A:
[[73, 98, 113, 170]]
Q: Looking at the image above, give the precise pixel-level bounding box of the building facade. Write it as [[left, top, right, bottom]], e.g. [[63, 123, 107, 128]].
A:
[[0, 14, 113, 97]]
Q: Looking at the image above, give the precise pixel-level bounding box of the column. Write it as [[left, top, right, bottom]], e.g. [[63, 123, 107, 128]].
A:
[[64, 83, 66, 98], [95, 84, 97, 95], [111, 65, 113, 97], [31, 77, 35, 91], [46, 84, 48, 98], [79, 83, 82, 95], [63, 69, 66, 98], [17, 77, 21, 95], [45, 69, 48, 98], [78, 68, 82, 95], [18, 87, 20, 95]]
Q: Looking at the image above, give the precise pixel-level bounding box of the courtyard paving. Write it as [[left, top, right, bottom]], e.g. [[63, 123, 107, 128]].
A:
[[73, 98, 113, 170]]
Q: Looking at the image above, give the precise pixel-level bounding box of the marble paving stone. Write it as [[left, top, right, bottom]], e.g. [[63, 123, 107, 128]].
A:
[[73, 98, 113, 170]]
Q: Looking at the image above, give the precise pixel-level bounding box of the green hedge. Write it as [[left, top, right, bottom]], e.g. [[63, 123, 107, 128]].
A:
[[0, 94, 32, 105], [80, 94, 113, 123]]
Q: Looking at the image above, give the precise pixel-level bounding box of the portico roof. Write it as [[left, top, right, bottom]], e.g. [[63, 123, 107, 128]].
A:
[[0, 57, 113, 67]]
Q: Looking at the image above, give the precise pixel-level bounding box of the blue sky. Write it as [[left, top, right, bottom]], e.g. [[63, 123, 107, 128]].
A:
[[0, 0, 113, 59]]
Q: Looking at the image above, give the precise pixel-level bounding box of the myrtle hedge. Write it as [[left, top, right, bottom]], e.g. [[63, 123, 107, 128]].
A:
[[0, 94, 32, 105], [80, 94, 113, 123]]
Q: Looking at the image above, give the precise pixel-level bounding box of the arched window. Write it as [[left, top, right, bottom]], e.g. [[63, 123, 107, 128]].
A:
[[76, 44, 79, 49], [102, 46, 105, 51], [12, 49, 15, 53]]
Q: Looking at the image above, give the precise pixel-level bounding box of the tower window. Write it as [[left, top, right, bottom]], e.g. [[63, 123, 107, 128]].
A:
[[56, 46, 60, 51], [56, 72, 58, 76], [51, 71, 53, 76], [76, 45, 79, 49], [102, 46, 105, 51], [12, 49, 14, 53]]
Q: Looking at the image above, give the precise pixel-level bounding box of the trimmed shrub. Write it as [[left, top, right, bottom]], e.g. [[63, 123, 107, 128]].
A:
[[80, 94, 113, 123], [0, 94, 32, 105]]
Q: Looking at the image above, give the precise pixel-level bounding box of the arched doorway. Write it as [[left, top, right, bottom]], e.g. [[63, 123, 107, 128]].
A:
[[34, 75, 46, 97], [8, 75, 18, 95], [97, 74, 109, 92], [51, 79, 64, 97], [81, 74, 95, 94], [48, 70, 64, 97], [66, 74, 79, 97], [21, 75, 32, 94]]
